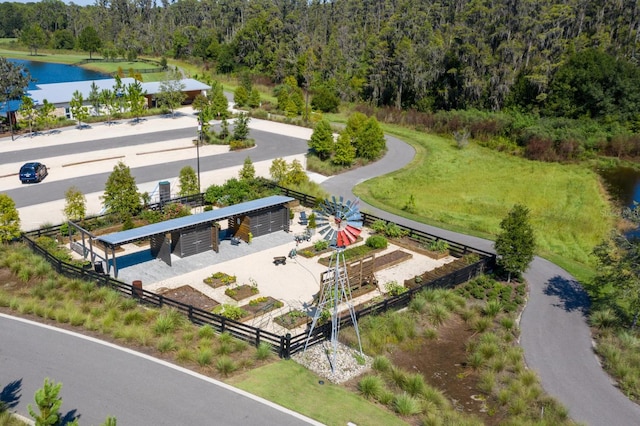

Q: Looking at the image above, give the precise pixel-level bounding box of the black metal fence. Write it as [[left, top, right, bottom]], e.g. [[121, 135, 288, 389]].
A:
[[20, 189, 494, 358]]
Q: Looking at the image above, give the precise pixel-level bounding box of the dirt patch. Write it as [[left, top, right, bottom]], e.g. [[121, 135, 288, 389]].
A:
[[388, 315, 499, 425], [159, 285, 219, 311]]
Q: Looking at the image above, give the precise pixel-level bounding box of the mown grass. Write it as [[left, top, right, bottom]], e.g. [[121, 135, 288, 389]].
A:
[[354, 125, 611, 281], [228, 361, 407, 426]]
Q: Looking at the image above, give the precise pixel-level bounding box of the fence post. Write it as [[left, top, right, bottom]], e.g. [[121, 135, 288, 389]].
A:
[[284, 333, 291, 359], [255, 329, 261, 347], [188, 305, 193, 321], [279, 334, 286, 358], [221, 317, 226, 333], [159, 294, 164, 307]]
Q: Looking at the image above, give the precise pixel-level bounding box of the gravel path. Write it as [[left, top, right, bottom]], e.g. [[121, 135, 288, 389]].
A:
[[320, 133, 640, 424]]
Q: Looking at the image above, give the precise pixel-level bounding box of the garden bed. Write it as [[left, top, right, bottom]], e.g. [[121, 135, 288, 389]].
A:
[[158, 285, 219, 311], [203, 272, 237, 289], [240, 296, 284, 321], [391, 236, 450, 259], [274, 309, 310, 329], [225, 284, 259, 301]]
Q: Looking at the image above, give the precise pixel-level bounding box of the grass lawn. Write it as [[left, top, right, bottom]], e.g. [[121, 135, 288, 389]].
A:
[[228, 360, 407, 426], [354, 125, 612, 282]]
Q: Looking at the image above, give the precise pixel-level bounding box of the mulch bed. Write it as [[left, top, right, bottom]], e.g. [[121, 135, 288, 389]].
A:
[[159, 285, 219, 311]]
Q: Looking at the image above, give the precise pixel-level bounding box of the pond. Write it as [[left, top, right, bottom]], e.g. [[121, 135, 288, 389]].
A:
[[599, 166, 640, 208], [3, 58, 110, 112]]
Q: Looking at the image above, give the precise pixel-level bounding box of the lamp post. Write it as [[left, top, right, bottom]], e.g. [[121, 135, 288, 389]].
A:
[[196, 116, 202, 195]]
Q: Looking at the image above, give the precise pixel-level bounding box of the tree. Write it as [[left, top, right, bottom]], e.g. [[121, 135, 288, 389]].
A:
[[52, 29, 74, 50], [234, 86, 248, 107], [125, 81, 146, 122], [494, 204, 536, 282], [311, 85, 340, 113], [248, 88, 261, 108], [269, 158, 288, 184], [88, 82, 101, 116], [232, 113, 250, 141], [63, 187, 87, 222], [78, 26, 102, 59], [0, 57, 31, 137], [18, 95, 36, 136], [102, 161, 141, 221], [333, 131, 356, 166], [210, 81, 230, 119], [20, 23, 47, 56], [37, 99, 55, 132], [99, 89, 117, 124], [178, 166, 199, 196], [281, 159, 308, 186], [157, 68, 186, 117], [239, 156, 255, 181], [69, 90, 88, 128], [355, 117, 386, 160], [28, 378, 62, 426], [308, 119, 334, 160], [0, 194, 21, 243]]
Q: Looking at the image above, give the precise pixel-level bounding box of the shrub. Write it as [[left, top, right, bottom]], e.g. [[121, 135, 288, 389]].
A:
[[427, 239, 450, 253], [384, 281, 407, 296], [255, 342, 272, 360], [216, 356, 238, 376], [196, 347, 213, 366], [358, 375, 385, 399], [156, 336, 178, 353], [590, 309, 618, 329], [370, 220, 387, 234], [394, 393, 422, 415], [313, 239, 329, 251], [213, 304, 247, 320], [372, 355, 392, 373], [366, 235, 388, 249]]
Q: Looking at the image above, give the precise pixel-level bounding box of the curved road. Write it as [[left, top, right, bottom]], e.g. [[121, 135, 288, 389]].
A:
[[3, 121, 640, 424], [321, 134, 640, 425], [0, 315, 319, 425]]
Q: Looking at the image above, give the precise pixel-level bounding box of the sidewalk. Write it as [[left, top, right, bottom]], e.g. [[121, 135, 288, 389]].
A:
[[5, 107, 312, 229]]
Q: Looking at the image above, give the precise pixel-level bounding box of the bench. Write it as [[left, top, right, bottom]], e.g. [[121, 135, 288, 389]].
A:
[[273, 256, 287, 265], [299, 211, 308, 225]]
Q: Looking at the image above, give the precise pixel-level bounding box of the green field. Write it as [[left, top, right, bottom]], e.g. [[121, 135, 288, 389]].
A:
[[354, 126, 612, 282], [229, 361, 407, 426]]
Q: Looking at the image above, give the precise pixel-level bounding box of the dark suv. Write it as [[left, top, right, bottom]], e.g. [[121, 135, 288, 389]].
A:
[[19, 162, 48, 183]]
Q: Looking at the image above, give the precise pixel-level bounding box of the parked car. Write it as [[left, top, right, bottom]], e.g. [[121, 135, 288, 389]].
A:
[[19, 162, 48, 183]]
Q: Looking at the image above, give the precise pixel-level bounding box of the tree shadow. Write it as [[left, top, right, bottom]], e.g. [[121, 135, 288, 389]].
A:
[[0, 379, 22, 409], [543, 275, 591, 315], [60, 408, 80, 425]]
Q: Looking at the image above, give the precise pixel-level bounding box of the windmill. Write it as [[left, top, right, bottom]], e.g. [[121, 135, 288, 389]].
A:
[[304, 196, 364, 373]]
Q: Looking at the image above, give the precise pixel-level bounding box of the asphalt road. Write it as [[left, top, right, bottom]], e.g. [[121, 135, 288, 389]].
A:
[[321, 134, 640, 424], [5, 127, 308, 208], [3, 121, 640, 424], [0, 315, 319, 426]]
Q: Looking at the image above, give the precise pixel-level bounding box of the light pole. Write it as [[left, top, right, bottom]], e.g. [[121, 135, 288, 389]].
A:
[[196, 115, 202, 195]]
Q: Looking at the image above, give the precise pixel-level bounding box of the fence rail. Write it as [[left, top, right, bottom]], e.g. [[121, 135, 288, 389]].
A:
[[21, 187, 494, 358]]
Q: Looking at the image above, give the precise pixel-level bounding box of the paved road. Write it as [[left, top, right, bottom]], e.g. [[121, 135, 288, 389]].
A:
[[4, 120, 640, 424], [0, 314, 320, 426], [321, 134, 640, 424], [5, 127, 308, 208]]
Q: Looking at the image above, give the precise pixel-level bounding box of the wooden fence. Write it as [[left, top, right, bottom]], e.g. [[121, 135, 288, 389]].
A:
[[20, 188, 495, 358]]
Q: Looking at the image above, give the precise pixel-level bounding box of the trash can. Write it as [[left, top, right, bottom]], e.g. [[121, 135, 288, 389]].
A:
[[132, 280, 143, 298], [159, 181, 171, 203], [94, 262, 105, 274]]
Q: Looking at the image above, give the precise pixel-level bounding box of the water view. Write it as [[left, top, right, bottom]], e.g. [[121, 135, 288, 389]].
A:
[[2, 58, 110, 112], [599, 166, 640, 208]]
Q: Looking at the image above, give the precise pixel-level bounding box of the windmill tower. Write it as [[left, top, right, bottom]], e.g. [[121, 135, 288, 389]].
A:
[[304, 196, 364, 373]]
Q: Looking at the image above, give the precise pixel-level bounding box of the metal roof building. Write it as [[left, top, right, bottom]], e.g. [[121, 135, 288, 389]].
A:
[[28, 78, 210, 109], [94, 195, 295, 277]]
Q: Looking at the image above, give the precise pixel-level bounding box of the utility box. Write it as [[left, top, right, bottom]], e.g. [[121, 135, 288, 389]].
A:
[[159, 181, 171, 203]]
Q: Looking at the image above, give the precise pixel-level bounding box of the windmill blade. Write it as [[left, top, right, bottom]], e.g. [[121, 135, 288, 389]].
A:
[[319, 224, 332, 236]]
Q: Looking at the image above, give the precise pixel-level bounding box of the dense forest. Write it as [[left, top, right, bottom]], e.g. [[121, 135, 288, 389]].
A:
[[3, 0, 640, 157]]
